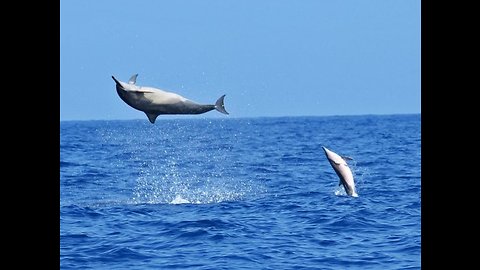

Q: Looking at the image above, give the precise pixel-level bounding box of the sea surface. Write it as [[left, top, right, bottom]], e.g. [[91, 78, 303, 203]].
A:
[[60, 115, 421, 270]]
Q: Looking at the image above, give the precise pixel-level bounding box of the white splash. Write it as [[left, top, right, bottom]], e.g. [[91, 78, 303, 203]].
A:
[[170, 195, 191, 204], [334, 185, 348, 196], [334, 186, 359, 197]]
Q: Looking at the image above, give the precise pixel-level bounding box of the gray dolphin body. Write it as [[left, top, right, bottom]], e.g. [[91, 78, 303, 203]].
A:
[[322, 146, 358, 197], [112, 74, 229, 123]]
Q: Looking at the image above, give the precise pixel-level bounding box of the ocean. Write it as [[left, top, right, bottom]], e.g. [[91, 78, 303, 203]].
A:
[[60, 114, 421, 269]]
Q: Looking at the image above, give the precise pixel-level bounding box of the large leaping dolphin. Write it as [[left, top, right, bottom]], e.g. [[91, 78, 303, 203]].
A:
[[112, 74, 229, 124], [322, 146, 358, 197]]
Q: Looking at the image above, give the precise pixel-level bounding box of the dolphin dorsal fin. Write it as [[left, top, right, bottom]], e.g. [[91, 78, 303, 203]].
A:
[[145, 112, 159, 124], [128, 74, 138, 85]]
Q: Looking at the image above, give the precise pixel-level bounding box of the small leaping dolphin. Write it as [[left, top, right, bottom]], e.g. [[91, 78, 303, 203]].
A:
[[322, 146, 358, 197], [112, 74, 229, 124]]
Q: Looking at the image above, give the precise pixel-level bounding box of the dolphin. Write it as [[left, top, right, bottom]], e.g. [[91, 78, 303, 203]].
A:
[[112, 74, 229, 124], [322, 146, 358, 197]]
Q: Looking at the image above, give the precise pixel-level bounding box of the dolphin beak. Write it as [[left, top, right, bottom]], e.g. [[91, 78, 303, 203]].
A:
[[112, 76, 125, 89], [112, 76, 124, 86], [322, 146, 332, 159]]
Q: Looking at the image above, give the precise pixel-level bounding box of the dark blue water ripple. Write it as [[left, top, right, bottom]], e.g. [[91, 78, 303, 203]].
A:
[[60, 115, 421, 269]]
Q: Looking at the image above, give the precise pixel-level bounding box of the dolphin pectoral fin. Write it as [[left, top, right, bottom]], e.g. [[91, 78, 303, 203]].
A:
[[128, 74, 138, 84], [214, 95, 229, 115], [145, 112, 159, 124], [342, 156, 353, 161]]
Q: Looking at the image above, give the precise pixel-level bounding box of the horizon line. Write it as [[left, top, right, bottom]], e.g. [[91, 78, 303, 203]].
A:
[[60, 112, 421, 122]]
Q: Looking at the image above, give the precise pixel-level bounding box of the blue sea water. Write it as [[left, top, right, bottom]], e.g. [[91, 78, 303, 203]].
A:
[[60, 115, 421, 270]]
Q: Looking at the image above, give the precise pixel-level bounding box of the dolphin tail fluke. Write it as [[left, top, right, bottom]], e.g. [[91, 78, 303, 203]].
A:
[[214, 95, 229, 115], [145, 112, 159, 124]]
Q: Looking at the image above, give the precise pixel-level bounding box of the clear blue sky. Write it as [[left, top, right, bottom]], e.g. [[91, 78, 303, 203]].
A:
[[60, 0, 420, 121]]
